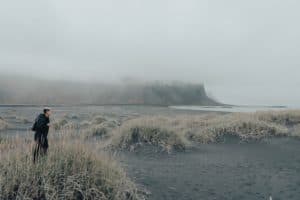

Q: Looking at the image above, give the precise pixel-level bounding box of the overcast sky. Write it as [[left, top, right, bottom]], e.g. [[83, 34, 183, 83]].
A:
[[0, 0, 300, 106]]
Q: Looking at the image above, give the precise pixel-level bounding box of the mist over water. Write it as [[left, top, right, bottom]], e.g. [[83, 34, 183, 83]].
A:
[[1, 0, 300, 106]]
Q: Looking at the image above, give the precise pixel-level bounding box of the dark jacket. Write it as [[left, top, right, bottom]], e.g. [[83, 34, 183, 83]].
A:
[[34, 113, 50, 141]]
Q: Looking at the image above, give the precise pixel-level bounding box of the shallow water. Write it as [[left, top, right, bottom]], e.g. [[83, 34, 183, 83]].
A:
[[169, 105, 296, 113], [120, 138, 300, 200]]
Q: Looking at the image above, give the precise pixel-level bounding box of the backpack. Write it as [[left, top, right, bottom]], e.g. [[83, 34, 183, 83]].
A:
[[31, 116, 38, 131]]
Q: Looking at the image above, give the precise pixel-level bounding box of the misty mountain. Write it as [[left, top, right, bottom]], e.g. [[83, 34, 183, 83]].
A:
[[0, 76, 219, 106]]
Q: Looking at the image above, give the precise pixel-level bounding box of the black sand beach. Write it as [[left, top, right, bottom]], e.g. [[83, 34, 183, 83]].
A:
[[1, 106, 300, 200], [120, 138, 300, 200]]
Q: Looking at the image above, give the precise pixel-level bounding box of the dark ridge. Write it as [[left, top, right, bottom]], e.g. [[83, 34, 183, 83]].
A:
[[0, 76, 221, 106]]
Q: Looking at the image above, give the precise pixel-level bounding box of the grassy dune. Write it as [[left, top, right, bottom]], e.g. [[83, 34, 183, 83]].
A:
[[0, 133, 142, 200], [110, 110, 300, 152], [110, 117, 190, 152], [8, 110, 299, 154], [256, 110, 300, 125]]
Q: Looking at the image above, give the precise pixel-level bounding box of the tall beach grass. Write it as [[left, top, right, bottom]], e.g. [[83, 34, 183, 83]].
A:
[[110, 110, 300, 152], [0, 131, 143, 200]]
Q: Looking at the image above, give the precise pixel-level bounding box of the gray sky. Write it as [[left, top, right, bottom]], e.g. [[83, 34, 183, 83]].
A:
[[1, 0, 300, 106]]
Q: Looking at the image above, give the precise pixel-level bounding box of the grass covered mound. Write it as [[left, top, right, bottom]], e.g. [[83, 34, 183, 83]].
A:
[[83, 116, 118, 139], [110, 110, 300, 152], [111, 117, 190, 152], [0, 137, 141, 200], [52, 118, 77, 130], [256, 110, 300, 126], [187, 114, 289, 143]]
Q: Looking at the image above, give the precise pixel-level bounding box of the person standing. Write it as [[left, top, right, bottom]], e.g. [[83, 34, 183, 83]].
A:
[[32, 108, 51, 163]]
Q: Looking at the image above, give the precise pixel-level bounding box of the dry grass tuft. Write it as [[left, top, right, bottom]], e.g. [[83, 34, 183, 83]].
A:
[[0, 118, 10, 130], [53, 118, 77, 130], [110, 110, 300, 152], [80, 120, 92, 127], [0, 133, 143, 200], [256, 110, 300, 126], [187, 113, 289, 143], [110, 117, 190, 152], [91, 115, 107, 125], [83, 120, 119, 139], [85, 125, 109, 138]]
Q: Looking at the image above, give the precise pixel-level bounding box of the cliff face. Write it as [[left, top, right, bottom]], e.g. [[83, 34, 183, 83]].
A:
[[143, 84, 218, 105], [0, 77, 220, 106], [102, 83, 220, 106]]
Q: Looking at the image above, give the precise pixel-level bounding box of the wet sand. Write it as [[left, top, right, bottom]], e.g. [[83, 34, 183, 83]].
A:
[[120, 138, 300, 200]]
